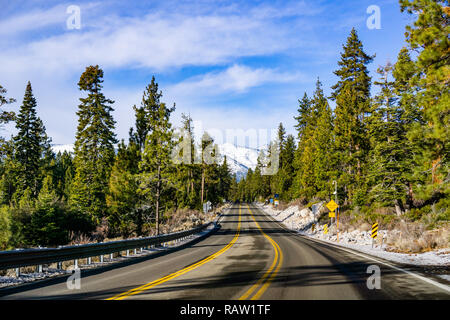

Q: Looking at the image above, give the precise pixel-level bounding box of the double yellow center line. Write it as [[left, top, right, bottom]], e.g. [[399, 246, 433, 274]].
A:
[[107, 206, 241, 300], [107, 204, 283, 300], [239, 204, 283, 300]]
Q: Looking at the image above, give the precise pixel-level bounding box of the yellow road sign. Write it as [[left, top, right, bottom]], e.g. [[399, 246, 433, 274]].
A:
[[323, 224, 328, 234], [329, 211, 335, 218], [371, 222, 378, 239], [326, 200, 338, 212]]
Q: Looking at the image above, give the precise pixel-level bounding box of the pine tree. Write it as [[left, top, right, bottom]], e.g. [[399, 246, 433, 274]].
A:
[[331, 28, 374, 205], [292, 93, 312, 198], [172, 113, 199, 208], [393, 48, 422, 208], [310, 79, 334, 198], [400, 1, 449, 202], [138, 77, 175, 235], [294, 93, 312, 141], [70, 66, 117, 224], [199, 132, 220, 205], [367, 63, 410, 215], [13, 82, 52, 198], [131, 76, 164, 152]]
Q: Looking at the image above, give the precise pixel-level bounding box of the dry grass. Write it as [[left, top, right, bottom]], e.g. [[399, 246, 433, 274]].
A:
[[385, 221, 449, 253], [323, 205, 449, 253], [68, 231, 93, 245]]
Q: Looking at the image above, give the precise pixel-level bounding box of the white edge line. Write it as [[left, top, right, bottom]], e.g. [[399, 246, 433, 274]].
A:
[[306, 236, 450, 294], [254, 203, 450, 294]]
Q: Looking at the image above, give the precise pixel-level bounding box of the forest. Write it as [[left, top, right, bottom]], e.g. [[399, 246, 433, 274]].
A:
[[0, 0, 448, 249]]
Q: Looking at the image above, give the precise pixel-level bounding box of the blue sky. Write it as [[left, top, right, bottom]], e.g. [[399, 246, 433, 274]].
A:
[[0, 0, 415, 147]]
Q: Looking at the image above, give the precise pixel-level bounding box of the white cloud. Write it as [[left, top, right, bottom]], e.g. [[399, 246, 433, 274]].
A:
[[0, 8, 306, 79], [168, 64, 304, 95], [0, 4, 67, 36], [0, 1, 320, 144]]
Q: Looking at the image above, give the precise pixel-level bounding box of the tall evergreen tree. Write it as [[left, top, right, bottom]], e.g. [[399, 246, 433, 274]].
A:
[[310, 79, 334, 198], [393, 47, 422, 208], [199, 132, 219, 205], [292, 93, 312, 198], [138, 78, 175, 235], [367, 63, 410, 215], [172, 113, 199, 208], [400, 0, 449, 202], [331, 28, 374, 205], [13, 82, 52, 198], [70, 66, 117, 224]]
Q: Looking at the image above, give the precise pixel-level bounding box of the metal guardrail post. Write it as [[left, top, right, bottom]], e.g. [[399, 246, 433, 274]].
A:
[[74, 259, 78, 269]]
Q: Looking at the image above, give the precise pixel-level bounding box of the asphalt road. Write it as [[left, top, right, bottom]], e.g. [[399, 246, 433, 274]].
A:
[[1, 203, 449, 300]]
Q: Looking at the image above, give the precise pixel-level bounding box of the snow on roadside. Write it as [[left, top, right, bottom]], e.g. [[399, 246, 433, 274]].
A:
[[256, 202, 450, 267], [0, 269, 70, 288]]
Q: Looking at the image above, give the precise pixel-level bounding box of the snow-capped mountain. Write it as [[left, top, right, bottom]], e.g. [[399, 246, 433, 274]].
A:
[[52, 144, 74, 154], [218, 143, 260, 180], [51, 143, 260, 180]]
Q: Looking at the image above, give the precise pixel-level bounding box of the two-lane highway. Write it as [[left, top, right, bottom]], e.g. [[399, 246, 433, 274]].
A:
[[1, 204, 449, 300]]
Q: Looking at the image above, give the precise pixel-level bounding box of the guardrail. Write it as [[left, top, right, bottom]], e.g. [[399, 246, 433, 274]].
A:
[[0, 221, 215, 272]]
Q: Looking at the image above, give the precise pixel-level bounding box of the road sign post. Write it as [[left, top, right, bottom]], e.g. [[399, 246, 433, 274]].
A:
[[371, 223, 378, 248], [326, 199, 338, 240], [332, 181, 339, 242]]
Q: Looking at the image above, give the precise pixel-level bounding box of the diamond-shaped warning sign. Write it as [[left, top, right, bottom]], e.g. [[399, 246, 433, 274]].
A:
[[326, 200, 338, 212]]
